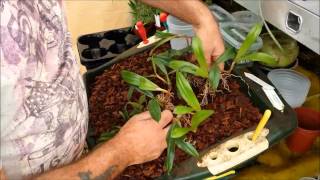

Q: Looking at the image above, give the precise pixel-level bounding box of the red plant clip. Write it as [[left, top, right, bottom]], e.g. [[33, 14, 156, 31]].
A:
[[160, 12, 169, 30], [160, 12, 168, 23], [136, 21, 149, 44]]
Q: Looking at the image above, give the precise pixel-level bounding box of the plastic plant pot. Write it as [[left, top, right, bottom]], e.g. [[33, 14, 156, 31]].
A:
[[286, 107, 320, 153], [268, 69, 311, 108]]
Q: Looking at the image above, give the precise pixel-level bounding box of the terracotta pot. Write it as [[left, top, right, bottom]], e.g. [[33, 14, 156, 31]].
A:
[[286, 107, 320, 153]]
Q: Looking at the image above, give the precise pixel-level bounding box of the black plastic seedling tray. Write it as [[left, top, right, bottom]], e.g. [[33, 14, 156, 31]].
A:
[[83, 42, 297, 179], [77, 27, 141, 70]]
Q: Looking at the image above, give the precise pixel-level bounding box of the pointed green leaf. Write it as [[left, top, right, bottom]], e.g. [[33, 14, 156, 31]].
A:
[[235, 23, 263, 61], [209, 65, 221, 90], [139, 77, 166, 92], [237, 52, 278, 65], [148, 99, 161, 122], [176, 72, 201, 111], [215, 47, 236, 64], [191, 110, 214, 130], [175, 138, 199, 157], [121, 70, 165, 92], [169, 60, 199, 75], [171, 127, 191, 138], [173, 106, 194, 115], [192, 36, 208, 72], [121, 70, 142, 87], [165, 123, 176, 173]]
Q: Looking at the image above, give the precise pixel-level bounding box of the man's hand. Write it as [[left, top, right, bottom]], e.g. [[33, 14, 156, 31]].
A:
[[113, 110, 173, 165], [193, 20, 225, 70], [140, 0, 225, 70]]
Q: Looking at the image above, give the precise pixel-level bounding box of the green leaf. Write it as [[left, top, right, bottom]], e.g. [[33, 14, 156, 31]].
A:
[[133, 86, 154, 98], [119, 110, 129, 121], [127, 102, 143, 111], [215, 47, 236, 64], [155, 31, 176, 39], [235, 23, 263, 61], [192, 36, 208, 73], [176, 72, 201, 111], [174, 106, 194, 115], [148, 99, 161, 122], [195, 68, 209, 78], [169, 60, 199, 75], [208, 65, 221, 90], [152, 56, 168, 75], [191, 110, 214, 130], [121, 70, 165, 92], [171, 127, 191, 138], [121, 70, 141, 87], [153, 54, 172, 64], [139, 77, 166, 92], [237, 52, 278, 65], [150, 36, 177, 56], [165, 123, 176, 173], [138, 95, 146, 105], [127, 86, 135, 100], [98, 127, 120, 142], [175, 138, 199, 157]]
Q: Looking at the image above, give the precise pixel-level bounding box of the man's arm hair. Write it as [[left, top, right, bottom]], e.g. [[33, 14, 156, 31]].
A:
[[34, 138, 130, 180], [139, 0, 216, 30]]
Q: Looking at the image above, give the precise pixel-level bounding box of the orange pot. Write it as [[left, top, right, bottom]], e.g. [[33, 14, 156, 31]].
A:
[[286, 107, 320, 153]]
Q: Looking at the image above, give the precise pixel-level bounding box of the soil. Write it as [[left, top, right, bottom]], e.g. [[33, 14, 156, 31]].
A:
[[89, 44, 262, 179]]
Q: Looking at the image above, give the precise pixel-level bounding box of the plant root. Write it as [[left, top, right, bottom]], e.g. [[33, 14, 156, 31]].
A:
[[180, 114, 192, 127], [156, 91, 174, 111], [221, 72, 251, 97]]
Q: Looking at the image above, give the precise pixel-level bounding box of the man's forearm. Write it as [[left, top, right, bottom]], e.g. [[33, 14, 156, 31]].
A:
[[140, 0, 218, 30], [35, 138, 130, 180]]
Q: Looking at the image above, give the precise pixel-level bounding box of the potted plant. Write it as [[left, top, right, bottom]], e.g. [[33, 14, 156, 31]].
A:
[[87, 23, 296, 179]]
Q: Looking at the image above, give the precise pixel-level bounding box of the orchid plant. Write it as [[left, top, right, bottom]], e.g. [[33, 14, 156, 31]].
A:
[[100, 23, 277, 173]]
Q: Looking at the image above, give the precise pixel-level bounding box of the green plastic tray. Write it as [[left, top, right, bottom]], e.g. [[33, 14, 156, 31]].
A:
[[83, 43, 297, 180]]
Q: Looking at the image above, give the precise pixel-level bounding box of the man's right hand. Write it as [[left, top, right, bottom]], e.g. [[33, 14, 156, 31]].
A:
[[112, 110, 173, 165]]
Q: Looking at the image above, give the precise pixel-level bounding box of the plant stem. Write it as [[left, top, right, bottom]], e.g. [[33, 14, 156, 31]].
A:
[[227, 61, 236, 74]]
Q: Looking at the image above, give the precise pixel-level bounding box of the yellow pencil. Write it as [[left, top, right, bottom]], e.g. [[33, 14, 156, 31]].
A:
[[252, 109, 272, 142], [204, 170, 236, 180]]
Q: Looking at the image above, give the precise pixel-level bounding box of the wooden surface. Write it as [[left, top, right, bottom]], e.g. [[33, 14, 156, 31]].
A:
[[64, 1, 132, 73]]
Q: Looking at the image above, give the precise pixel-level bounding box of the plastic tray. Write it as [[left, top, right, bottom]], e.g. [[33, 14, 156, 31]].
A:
[[77, 26, 156, 70], [232, 11, 262, 29], [83, 42, 297, 179], [220, 22, 263, 51], [209, 4, 235, 23]]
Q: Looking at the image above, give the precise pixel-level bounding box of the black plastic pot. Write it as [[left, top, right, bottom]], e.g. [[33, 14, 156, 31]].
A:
[[83, 42, 297, 179]]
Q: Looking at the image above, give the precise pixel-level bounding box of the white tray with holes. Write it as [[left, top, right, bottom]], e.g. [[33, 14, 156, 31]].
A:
[[197, 128, 269, 175]]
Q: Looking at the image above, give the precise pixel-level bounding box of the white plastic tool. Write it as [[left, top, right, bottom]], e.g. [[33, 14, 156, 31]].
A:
[[244, 72, 284, 111], [198, 129, 269, 175]]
